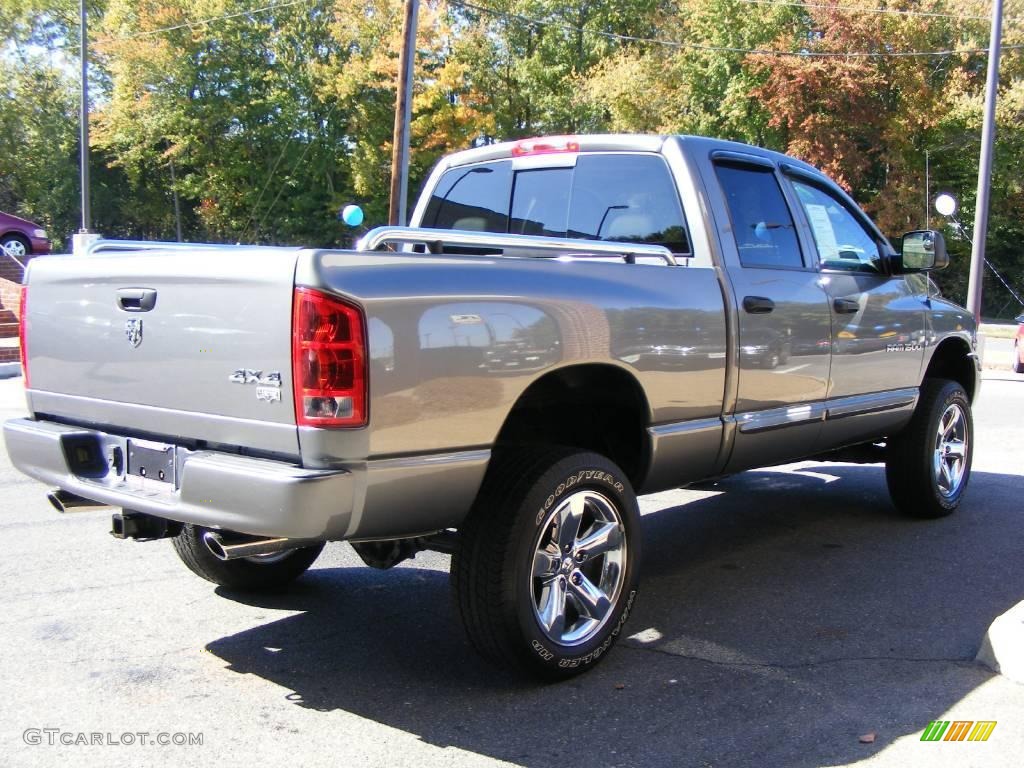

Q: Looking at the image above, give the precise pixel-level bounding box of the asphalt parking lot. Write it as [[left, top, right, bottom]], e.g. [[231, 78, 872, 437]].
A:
[[1, 370, 1022, 768]]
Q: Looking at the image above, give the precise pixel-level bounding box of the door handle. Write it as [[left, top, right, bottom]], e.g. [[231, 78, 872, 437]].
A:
[[116, 288, 158, 312], [833, 297, 861, 314], [742, 296, 775, 314]]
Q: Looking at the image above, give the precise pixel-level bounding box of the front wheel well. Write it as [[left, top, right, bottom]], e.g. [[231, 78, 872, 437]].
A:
[[923, 338, 977, 402], [493, 364, 650, 489]]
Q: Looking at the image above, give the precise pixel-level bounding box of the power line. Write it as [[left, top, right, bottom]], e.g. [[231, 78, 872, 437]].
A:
[[985, 258, 1024, 309], [237, 131, 298, 243], [249, 99, 342, 242], [42, 0, 1023, 58], [734, 0, 1024, 25], [117, 0, 319, 40], [52, 0, 320, 51], [946, 217, 1024, 309], [447, 0, 1024, 59]]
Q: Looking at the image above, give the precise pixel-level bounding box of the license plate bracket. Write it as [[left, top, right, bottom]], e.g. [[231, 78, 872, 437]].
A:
[[127, 439, 176, 485]]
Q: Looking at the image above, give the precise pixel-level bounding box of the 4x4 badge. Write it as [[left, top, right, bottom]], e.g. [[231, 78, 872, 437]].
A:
[[125, 318, 143, 348]]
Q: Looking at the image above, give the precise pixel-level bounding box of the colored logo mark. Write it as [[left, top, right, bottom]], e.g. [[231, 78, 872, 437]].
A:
[[920, 720, 997, 742]]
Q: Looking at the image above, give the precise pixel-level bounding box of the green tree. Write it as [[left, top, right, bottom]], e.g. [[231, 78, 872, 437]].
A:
[[0, 58, 80, 248], [0, 0, 1020, 321], [95, 0, 353, 244]]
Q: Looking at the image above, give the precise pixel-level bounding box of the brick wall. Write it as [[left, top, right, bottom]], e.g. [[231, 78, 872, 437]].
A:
[[0, 276, 22, 313]]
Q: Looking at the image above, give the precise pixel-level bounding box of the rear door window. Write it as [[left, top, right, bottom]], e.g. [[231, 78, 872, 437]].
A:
[[422, 161, 512, 232], [510, 168, 572, 237], [714, 163, 804, 269], [568, 154, 690, 254]]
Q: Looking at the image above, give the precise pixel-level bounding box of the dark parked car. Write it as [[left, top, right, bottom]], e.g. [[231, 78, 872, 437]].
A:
[[0, 211, 50, 260]]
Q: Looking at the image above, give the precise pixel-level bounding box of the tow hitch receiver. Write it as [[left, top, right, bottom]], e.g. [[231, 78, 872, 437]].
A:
[[111, 511, 181, 541]]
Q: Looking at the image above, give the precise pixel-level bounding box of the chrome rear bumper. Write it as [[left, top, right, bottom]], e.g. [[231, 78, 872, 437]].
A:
[[4, 418, 353, 539], [3, 418, 490, 541]]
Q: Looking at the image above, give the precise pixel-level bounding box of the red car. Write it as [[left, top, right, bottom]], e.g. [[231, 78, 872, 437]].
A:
[[0, 211, 51, 260], [1015, 313, 1024, 373]]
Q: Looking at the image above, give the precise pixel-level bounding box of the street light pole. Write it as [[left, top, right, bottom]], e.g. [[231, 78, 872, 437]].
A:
[[966, 0, 1004, 324], [79, 0, 91, 233], [924, 149, 930, 228]]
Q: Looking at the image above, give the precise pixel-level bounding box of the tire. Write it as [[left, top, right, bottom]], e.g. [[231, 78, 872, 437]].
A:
[[1013, 341, 1024, 374], [172, 524, 324, 591], [451, 447, 641, 679], [1, 234, 30, 259], [885, 379, 973, 518]]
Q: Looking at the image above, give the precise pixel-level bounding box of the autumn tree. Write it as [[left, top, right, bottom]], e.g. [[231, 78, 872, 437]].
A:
[[2, 0, 1022, 316]]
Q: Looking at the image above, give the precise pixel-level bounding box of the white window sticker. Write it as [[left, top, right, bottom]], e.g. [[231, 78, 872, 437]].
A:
[[804, 204, 840, 261]]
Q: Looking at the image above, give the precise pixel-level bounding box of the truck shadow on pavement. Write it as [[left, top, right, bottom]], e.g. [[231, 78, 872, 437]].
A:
[[206, 464, 1021, 768]]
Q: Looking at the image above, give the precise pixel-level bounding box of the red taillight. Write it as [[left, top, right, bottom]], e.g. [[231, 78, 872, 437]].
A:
[[292, 287, 367, 428], [18, 285, 28, 388], [511, 136, 580, 156]]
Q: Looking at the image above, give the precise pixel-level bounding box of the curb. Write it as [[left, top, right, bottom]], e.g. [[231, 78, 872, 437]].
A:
[[981, 371, 1024, 382], [976, 601, 1024, 684]]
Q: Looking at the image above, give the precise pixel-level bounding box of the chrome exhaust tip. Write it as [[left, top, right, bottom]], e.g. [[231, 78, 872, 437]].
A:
[[47, 489, 109, 514], [202, 531, 315, 561], [202, 531, 229, 560]]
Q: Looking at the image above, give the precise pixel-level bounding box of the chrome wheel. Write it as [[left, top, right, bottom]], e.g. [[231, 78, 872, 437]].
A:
[[887, 379, 972, 519], [2, 238, 27, 258], [531, 490, 627, 646], [453, 448, 641, 677], [934, 402, 968, 497]]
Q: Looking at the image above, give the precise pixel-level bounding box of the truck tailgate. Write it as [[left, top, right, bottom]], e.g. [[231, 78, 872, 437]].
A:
[[24, 247, 301, 457]]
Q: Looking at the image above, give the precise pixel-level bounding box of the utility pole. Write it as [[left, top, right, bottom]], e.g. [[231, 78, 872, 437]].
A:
[[967, 0, 1004, 324], [388, 0, 419, 226], [79, 0, 91, 233]]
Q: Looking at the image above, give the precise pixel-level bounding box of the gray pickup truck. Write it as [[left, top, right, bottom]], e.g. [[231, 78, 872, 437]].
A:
[[5, 134, 979, 678]]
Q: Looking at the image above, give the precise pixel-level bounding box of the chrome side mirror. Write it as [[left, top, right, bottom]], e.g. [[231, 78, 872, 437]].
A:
[[899, 230, 948, 272]]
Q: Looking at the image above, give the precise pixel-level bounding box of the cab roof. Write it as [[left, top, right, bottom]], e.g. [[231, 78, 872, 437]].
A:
[[441, 134, 821, 178]]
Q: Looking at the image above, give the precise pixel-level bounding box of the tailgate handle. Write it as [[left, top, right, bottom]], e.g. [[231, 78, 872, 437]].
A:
[[117, 288, 157, 312]]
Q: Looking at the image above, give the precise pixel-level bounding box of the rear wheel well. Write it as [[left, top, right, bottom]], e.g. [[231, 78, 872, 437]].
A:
[[923, 338, 977, 402], [493, 365, 650, 489]]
